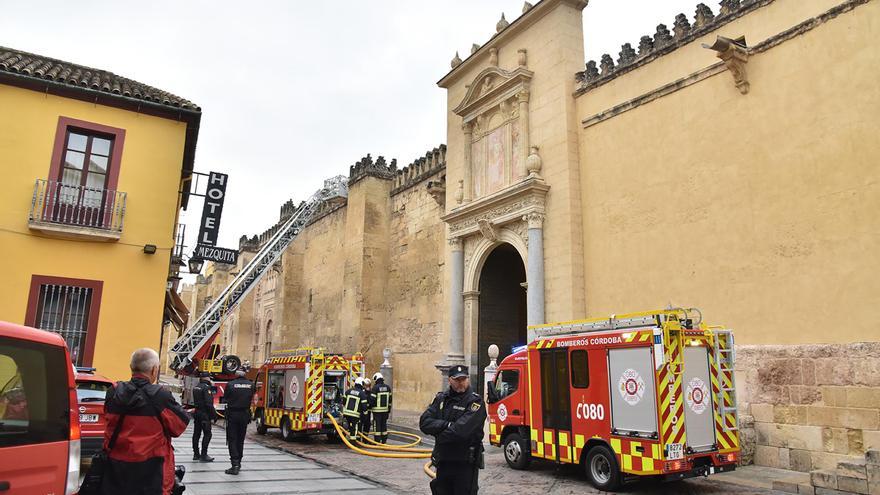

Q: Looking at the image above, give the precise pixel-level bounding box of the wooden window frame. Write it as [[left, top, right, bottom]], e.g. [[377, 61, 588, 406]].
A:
[[48, 116, 125, 191], [24, 275, 104, 367]]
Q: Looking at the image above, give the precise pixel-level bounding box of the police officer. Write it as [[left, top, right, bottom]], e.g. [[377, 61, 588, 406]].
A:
[[419, 365, 486, 495], [371, 372, 392, 444], [223, 370, 254, 475], [192, 372, 216, 462], [342, 377, 369, 442]]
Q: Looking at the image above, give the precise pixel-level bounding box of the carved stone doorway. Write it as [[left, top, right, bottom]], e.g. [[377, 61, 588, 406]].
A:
[[476, 243, 527, 391]]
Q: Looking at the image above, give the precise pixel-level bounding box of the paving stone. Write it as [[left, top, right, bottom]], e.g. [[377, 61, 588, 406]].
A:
[[773, 479, 800, 493]]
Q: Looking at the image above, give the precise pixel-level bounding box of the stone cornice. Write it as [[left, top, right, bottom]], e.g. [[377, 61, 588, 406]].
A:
[[437, 0, 588, 88], [452, 66, 533, 120], [442, 177, 550, 238]]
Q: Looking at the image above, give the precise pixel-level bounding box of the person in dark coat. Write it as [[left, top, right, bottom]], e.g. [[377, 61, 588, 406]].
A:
[[223, 370, 255, 475], [371, 372, 392, 444], [191, 373, 216, 462], [419, 365, 486, 495], [102, 348, 190, 495]]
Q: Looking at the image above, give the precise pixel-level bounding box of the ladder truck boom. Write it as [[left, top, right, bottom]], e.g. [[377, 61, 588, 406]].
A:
[[170, 176, 348, 373]]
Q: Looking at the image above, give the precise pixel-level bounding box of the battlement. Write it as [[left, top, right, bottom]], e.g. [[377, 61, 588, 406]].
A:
[[575, 0, 767, 95], [391, 144, 447, 196], [348, 154, 397, 186]]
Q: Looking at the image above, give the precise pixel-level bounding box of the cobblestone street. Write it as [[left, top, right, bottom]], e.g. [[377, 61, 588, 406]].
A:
[[244, 425, 782, 495]]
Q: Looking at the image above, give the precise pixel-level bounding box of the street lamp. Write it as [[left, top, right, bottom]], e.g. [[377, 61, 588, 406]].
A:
[[188, 257, 204, 274]]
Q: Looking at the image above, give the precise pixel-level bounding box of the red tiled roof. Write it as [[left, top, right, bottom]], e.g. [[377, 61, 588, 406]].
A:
[[0, 46, 199, 111]]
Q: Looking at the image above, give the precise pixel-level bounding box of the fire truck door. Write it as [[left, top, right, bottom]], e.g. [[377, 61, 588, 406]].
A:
[[682, 346, 716, 451], [608, 347, 658, 436], [284, 369, 306, 410], [539, 348, 572, 462]]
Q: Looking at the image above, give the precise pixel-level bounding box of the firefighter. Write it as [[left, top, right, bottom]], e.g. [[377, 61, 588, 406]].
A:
[[419, 365, 486, 495], [361, 377, 373, 435], [342, 377, 369, 442], [371, 372, 392, 444], [192, 372, 216, 462], [223, 370, 255, 475]]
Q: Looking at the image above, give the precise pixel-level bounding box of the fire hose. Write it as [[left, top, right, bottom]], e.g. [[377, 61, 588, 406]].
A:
[[325, 413, 432, 459]]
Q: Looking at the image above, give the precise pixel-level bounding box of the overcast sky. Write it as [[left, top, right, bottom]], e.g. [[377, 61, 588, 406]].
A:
[[3, 0, 703, 260]]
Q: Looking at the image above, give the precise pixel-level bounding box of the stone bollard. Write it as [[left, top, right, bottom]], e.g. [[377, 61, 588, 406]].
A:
[[379, 348, 393, 419], [483, 344, 499, 403]]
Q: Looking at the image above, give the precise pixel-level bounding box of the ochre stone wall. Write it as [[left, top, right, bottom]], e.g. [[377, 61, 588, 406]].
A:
[[385, 176, 447, 410], [738, 343, 880, 471]]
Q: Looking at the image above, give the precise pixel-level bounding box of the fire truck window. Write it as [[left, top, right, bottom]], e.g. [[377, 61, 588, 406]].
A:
[[571, 350, 589, 388], [494, 370, 519, 399], [267, 371, 284, 408]]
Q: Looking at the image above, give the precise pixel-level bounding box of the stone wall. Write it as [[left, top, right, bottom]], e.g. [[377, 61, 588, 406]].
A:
[[737, 343, 880, 471], [385, 168, 447, 410]]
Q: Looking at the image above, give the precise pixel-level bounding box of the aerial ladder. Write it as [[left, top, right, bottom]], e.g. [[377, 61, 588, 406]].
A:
[[169, 176, 348, 375]]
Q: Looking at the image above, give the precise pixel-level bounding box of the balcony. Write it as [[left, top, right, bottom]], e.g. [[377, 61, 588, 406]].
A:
[[28, 179, 126, 241]]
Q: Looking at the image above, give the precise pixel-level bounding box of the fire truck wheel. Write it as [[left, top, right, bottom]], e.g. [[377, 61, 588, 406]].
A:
[[502, 433, 531, 470], [585, 445, 622, 491], [255, 411, 267, 435], [221, 355, 242, 374], [281, 417, 296, 441]]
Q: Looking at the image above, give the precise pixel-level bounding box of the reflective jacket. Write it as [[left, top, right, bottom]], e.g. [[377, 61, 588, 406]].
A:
[[419, 386, 486, 463], [342, 385, 369, 418], [371, 381, 392, 413], [102, 374, 190, 495]]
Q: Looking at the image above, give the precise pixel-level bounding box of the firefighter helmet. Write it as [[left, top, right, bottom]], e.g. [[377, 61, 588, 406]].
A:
[[355, 377, 364, 387], [373, 372, 383, 382]]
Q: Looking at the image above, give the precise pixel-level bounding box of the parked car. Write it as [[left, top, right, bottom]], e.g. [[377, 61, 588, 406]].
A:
[[0, 320, 80, 495], [75, 367, 113, 461]]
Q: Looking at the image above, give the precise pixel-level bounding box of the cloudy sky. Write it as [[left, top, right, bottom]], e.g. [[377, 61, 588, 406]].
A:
[[3, 0, 703, 257]]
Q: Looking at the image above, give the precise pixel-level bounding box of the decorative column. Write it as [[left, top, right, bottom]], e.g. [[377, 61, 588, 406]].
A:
[[462, 123, 474, 203], [438, 237, 466, 389], [516, 90, 530, 178], [524, 213, 545, 340]]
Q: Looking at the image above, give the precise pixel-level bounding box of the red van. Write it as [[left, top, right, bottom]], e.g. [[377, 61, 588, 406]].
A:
[[0, 320, 80, 495], [75, 367, 113, 461]]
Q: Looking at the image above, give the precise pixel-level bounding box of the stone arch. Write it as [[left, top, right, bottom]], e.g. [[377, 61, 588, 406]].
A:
[[464, 227, 527, 294]]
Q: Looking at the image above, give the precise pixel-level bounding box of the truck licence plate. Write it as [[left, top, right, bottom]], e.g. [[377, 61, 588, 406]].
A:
[[667, 443, 684, 460], [79, 414, 99, 423]]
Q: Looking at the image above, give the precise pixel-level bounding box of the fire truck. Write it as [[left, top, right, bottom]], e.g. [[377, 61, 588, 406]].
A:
[[486, 308, 740, 491], [179, 342, 242, 413], [251, 347, 365, 441]]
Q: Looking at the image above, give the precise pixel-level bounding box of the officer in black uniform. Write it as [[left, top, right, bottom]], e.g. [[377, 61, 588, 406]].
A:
[[419, 365, 486, 495], [192, 372, 216, 462], [342, 377, 369, 442], [371, 372, 392, 444], [223, 370, 255, 475]]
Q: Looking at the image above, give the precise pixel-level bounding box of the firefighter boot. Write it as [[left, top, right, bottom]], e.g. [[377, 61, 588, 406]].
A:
[[225, 462, 240, 475]]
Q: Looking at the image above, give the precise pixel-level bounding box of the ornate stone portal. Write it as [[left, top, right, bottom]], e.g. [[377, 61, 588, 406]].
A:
[[440, 49, 549, 380]]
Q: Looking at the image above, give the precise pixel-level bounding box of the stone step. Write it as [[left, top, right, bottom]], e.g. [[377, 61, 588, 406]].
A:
[[867, 450, 880, 466]]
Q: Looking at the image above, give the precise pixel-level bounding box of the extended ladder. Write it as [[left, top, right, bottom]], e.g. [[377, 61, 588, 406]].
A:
[[169, 177, 347, 371]]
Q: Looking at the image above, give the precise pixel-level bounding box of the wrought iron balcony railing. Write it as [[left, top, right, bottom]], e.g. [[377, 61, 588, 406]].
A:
[[29, 179, 126, 237]]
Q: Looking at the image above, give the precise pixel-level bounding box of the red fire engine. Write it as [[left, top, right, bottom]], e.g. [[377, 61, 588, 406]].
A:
[[486, 308, 740, 491], [251, 347, 365, 441]]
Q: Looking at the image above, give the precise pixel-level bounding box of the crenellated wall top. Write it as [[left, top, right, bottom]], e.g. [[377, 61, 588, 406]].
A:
[[575, 0, 771, 96]]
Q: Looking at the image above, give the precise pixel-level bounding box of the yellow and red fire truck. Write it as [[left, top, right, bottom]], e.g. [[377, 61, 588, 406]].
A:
[[251, 347, 365, 441], [486, 308, 740, 491]]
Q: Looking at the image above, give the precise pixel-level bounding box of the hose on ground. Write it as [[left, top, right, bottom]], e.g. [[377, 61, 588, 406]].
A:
[[325, 414, 431, 459], [424, 460, 436, 479], [355, 432, 433, 453]]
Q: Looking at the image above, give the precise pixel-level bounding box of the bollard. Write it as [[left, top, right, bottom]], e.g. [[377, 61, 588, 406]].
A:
[[483, 344, 499, 403]]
